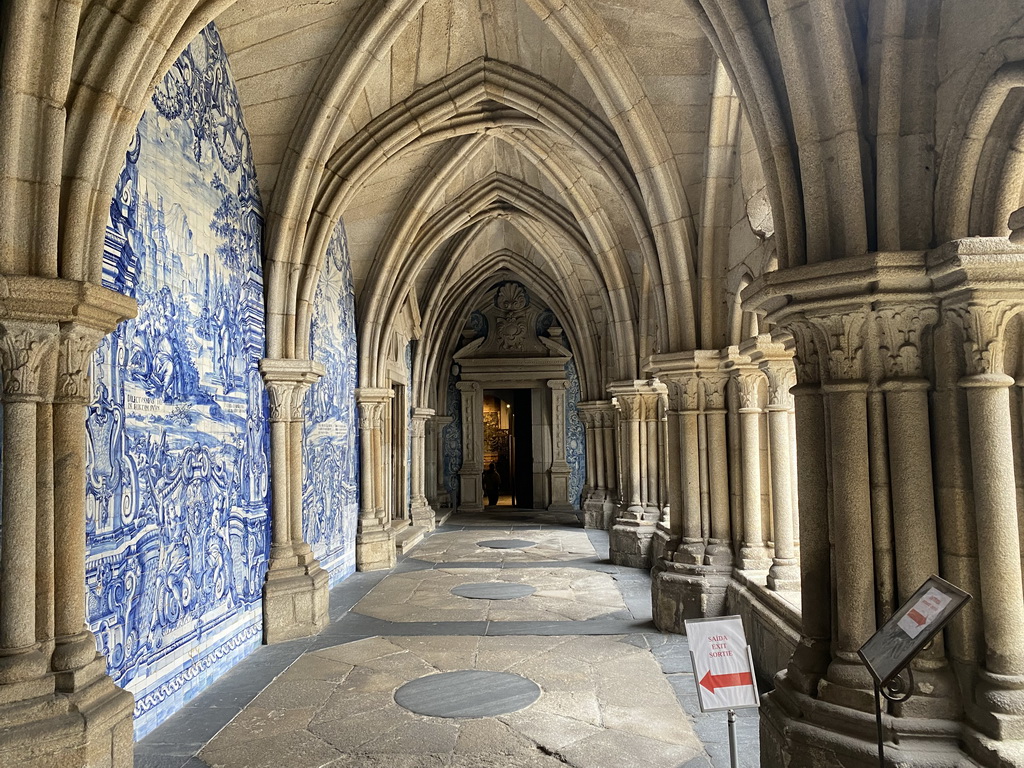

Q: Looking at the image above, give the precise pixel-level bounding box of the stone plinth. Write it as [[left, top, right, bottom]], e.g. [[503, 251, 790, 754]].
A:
[[651, 561, 729, 634], [356, 527, 397, 571], [263, 563, 329, 644]]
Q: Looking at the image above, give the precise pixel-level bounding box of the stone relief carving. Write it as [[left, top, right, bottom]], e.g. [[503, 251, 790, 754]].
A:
[[875, 305, 938, 380], [700, 373, 729, 411], [0, 323, 57, 400]]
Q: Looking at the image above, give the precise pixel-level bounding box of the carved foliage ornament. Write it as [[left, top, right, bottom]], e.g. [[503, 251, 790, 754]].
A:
[[812, 310, 868, 381], [57, 326, 105, 404], [700, 373, 728, 411], [0, 323, 57, 401], [763, 364, 796, 409], [875, 305, 938, 380], [788, 320, 821, 384], [495, 282, 529, 352], [946, 301, 1016, 377], [736, 371, 764, 410]]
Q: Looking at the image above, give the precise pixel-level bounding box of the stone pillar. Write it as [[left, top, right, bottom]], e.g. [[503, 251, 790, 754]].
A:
[[608, 380, 663, 568], [749, 250, 999, 766], [456, 380, 484, 513], [355, 387, 397, 570], [762, 356, 799, 591], [51, 326, 110, 684], [548, 379, 573, 512], [579, 401, 612, 528], [600, 404, 619, 523], [649, 353, 732, 633], [0, 281, 136, 768], [0, 323, 57, 688], [701, 370, 731, 567], [409, 407, 436, 530], [260, 359, 329, 642], [430, 414, 453, 511], [733, 365, 772, 571], [952, 299, 1024, 741]]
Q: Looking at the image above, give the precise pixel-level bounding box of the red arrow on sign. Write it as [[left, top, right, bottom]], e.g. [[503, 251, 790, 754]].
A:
[[700, 670, 754, 694]]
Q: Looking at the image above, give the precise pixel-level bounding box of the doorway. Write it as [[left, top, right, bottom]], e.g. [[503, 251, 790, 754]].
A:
[[483, 389, 533, 508]]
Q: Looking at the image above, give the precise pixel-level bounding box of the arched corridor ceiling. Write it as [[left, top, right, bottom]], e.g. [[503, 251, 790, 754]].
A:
[[214, 0, 744, 390]]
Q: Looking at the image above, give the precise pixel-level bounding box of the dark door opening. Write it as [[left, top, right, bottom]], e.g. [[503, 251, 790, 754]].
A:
[[511, 389, 533, 508], [482, 388, 534, 508]]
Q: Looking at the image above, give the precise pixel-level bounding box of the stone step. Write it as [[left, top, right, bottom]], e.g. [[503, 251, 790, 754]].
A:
[[395, 524, 427, 554]]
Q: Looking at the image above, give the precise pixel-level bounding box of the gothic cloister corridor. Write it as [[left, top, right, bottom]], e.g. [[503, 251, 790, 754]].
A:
[[134, 509, 758, 768], [6, 1, 1024, 766]]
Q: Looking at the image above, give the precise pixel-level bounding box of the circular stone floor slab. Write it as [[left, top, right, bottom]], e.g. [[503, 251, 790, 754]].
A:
[[476, 538, 537, 549], [394, 670, 541, 718], [450, 582, 537, 600]]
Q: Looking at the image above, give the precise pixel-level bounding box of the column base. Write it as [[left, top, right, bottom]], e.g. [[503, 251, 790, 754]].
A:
[[262, 560, 329, 644], [356, 527, 397, 571], [609, 518, 657, 568], [761, 672, 977, 767], [968, 669, 1024, 739], [0, 664, 134, 768], [738, 544, 773, 571], [410, 501, 437, 531], [582, 498, 610, 529], [766, 559, 800, 591], [651, 561, 730, 633]]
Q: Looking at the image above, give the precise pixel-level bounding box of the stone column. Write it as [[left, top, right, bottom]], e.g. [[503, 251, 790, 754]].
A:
[[431, 414, 453, 511], [0, 322, 56, 687], [763, 357, 799, 591], [600, 404, 619, 524], [579, 401, 608, 528], [0, 284, 136, 768], [735, 367, 772, 571], [260, 359, 329, 642], [409, 407, 436, 530], [548, 379, 573, 511], [953, 301, 1024, 733], [456, 381, 484, 513], [608, 381, 661, 568], [784, 323, 832, 696], [355, 387, 396, 570], [701, 370, 732, 567], [51, 325, 110, 686]]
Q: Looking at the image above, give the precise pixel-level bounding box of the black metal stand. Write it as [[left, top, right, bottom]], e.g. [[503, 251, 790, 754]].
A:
[[872, 667, 914, 767], [727, 709, 738, 768]]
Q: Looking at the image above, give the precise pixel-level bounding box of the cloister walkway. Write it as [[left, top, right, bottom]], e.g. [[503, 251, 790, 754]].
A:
[[134, 509, 761, 768]]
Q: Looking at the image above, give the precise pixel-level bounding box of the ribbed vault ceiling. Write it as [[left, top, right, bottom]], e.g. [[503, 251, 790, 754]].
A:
[[215, 0, 723, 399]]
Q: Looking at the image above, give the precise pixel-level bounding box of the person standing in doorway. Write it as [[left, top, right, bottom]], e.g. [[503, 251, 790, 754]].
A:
[[482, 463, 501, 507]]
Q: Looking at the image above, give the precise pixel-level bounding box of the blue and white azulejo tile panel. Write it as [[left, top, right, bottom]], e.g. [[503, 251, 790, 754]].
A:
[[565, 358, 585, 509], [303, 220, 359, 584], [88, 22, 269, 739]]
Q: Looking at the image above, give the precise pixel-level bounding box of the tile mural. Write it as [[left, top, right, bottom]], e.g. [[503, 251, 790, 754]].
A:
[[565, 357, 585, 508], [87, 23, 269, 739], [303, 221, 359, 584]]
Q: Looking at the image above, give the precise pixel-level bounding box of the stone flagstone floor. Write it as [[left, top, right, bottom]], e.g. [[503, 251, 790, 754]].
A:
[[135, 509, 761, 768]]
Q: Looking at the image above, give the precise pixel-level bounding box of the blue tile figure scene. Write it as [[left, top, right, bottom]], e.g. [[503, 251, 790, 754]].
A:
[[86, 23, 270, 739], [303, 221, 360, 585]]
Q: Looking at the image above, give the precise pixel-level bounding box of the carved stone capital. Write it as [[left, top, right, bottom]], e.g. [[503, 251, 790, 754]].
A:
[[615, 393, 641, 421], [874, 304, 938, 380], [0, 321, 58, 402], [261, 357, 325, 421], [54, 324, 106, 404], [945, 301, 1017, 377], [808, 310, 869, 381], [664, 373, 700, 413], [700, 372, 729, 411], [357, 400, 385, 431], [735, 370, 764, 411], [762, 362, 795, 410]]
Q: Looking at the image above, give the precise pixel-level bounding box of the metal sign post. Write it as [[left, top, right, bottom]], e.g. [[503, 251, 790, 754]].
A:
[[685, 615, 760, 768], [858, 575, 971, 767]]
